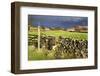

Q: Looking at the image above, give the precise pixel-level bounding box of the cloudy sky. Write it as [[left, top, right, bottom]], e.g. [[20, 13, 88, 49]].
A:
[[28, 15, 88, 28]]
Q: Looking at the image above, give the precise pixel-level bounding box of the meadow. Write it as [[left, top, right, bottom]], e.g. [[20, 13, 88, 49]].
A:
[[29, 29, 87, 40]]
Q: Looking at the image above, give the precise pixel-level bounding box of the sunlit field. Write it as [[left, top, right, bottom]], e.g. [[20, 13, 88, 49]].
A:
[[29, 30, 87, 40]]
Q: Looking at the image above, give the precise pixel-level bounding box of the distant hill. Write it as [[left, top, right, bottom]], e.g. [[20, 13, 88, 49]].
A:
[[67, 25, 88, 33]]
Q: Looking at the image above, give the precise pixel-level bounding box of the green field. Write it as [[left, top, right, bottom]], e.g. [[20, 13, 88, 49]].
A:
[[29, 30, 87, 40]]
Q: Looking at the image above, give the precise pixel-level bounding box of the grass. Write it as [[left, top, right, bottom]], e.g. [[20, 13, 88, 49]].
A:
[[28, 45, 76, 60], [28, 46, 55, 60], [29, 30, 87, 40]]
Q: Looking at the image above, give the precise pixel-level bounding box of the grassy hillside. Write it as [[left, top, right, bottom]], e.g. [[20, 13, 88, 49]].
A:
[[29, 30, 87, 40]]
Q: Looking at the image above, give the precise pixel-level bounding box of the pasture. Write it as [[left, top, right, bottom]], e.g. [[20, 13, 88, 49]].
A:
[[29, 30, 87, 40]]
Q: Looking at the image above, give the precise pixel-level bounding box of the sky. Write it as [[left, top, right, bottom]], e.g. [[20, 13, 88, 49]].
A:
[[28, 15, 88, 28]]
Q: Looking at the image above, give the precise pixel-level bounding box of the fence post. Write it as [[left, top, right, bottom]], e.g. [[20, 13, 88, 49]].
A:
[[38, 24, 40, 51]]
